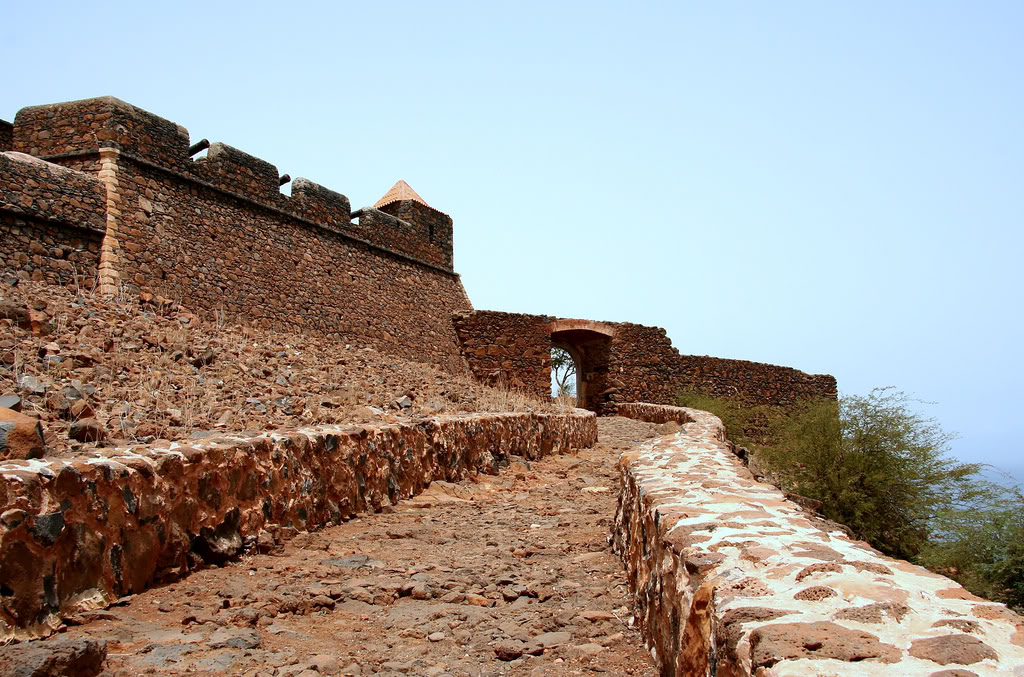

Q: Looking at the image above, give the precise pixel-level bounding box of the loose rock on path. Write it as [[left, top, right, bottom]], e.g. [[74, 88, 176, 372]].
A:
[[51, 417, 665, 676]]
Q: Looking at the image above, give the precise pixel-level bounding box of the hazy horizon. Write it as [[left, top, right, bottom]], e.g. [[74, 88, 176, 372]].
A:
[[3, 2, 1021, 486]]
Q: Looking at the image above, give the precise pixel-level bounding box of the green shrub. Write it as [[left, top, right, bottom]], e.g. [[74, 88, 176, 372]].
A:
[[675, 390, 787, 450], [676, 390, 754, 446]]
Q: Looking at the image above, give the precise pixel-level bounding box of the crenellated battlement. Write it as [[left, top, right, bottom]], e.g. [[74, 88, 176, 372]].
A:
[[290, 177, 351, 229], [2, 94, 835, 417], [7, 96, 454, 271], [192, 142, 283, 203], [13, 96, 190, 169]]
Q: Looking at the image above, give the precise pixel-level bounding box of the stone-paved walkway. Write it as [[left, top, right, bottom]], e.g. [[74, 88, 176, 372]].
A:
[[59, 417, 663, 676]]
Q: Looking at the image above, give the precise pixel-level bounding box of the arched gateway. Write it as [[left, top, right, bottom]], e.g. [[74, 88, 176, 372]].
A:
[[452, 310, 837, 415], [548, 320, 616, 412]]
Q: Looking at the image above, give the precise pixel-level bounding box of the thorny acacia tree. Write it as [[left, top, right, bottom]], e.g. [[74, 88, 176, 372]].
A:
[[919, 482, 1024, 610]]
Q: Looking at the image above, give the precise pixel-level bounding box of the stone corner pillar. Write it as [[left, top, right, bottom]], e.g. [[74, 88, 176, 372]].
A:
[[96, 147, 122, 296]]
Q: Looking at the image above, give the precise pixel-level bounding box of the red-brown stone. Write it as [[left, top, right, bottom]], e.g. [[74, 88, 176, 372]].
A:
[[0, 406, 46, 459], [749, 621, 901, 668], [795, 561, 843, 581], [909, 634, 998, 666], [833, 602, 911, 624], [793, 585, 837, 601]]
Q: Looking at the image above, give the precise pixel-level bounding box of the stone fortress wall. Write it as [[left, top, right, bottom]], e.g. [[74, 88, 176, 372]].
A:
[[0, 152, 105, 287], [3, 97, 470, 373], [453, 310, 837, 413]]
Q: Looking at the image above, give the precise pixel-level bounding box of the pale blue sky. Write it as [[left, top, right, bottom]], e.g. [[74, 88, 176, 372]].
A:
[[3, 1, 1021, 481]]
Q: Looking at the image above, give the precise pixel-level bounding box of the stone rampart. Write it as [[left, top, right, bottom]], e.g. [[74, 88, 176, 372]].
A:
[[609, 323, 837, 408], [3, 95, 842, 394], [10, 97, 456, 274], [3, 96, 471, 370], [0, 409, 597, 640], [674, 352, 840, 405], [101, 157, 471, 371], [612, 403, 1024, 676], [0, 152, 106, 286]]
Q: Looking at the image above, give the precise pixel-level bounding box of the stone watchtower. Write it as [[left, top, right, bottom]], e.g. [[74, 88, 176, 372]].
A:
[[363, 180, 454, 270]]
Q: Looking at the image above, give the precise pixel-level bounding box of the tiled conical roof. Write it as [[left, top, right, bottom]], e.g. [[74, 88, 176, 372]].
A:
[[374, 180, 431, 209]]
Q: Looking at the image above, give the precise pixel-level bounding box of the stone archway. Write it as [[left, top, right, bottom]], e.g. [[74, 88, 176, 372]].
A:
[[548, 320, 616, 412]]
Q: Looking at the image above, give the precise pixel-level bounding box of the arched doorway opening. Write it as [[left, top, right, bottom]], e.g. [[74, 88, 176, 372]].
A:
[[548, 320, 616, 412], [551, 343, 582, 406]]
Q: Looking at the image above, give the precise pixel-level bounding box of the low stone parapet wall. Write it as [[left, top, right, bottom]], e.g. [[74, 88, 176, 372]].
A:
[[614, 402, 693, 425], [613, 404, 1024, 676], [0, 409, 596, 640]]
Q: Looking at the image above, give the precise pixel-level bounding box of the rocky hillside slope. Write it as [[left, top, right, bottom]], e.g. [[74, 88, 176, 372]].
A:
[[0, 280, 557, 459]]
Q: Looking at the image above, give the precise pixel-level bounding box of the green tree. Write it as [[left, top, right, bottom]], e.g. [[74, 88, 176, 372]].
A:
[[676, 390, 783, 450], [551, 347, 576, 397]]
